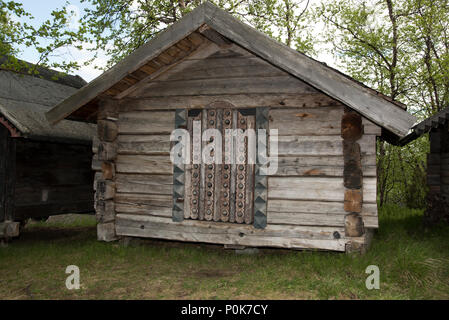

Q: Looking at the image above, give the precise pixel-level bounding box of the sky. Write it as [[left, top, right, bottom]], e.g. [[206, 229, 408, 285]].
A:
[[15, 0, 336, 82]]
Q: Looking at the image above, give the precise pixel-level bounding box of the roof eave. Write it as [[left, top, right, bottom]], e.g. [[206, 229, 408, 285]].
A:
[[203, 2, 416, 138], [45, 3, 207, 125], [46, 1, 416, 138]]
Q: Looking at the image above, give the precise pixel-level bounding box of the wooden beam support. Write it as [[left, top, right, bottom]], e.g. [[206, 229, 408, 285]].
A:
[[198, 24, 232, 47], [0, 221, 20, 238], [95, 99, 119, 242], [341, 110, 366, 244]]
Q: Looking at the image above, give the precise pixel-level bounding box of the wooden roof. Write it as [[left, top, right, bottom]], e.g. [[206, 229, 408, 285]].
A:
[[400, 107, 449, 145], [0, 56, 86, 89], [45, 1, 416, 138], [0, 68, 95, 144]]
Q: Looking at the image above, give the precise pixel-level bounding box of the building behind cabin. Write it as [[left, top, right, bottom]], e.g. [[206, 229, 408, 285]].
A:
[[0, 59, 96, 239], [401, 107, 449, 224]]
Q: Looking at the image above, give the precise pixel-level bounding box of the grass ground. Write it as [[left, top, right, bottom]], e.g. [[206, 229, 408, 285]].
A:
[[0, 205, 448, 300]]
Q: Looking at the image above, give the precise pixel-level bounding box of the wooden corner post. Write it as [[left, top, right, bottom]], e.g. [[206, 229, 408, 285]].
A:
[[341, 109, 367, 253], [95, 99, 118, 241]]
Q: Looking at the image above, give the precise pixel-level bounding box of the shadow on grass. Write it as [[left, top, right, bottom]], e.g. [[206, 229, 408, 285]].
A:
[[1, 207, 448, 299]]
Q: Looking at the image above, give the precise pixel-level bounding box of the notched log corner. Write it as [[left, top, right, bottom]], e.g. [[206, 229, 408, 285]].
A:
[[344, 213, 365, 237]]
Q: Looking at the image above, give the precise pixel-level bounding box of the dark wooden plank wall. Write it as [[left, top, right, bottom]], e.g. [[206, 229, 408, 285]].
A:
[[441, 123, 449, 199], [14, 140, 94, 220], [0, 125, 16, 223], [427, 122, 449, 223]]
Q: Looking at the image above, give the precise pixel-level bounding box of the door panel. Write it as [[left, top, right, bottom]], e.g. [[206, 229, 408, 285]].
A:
[[185, 107, 255, 224]]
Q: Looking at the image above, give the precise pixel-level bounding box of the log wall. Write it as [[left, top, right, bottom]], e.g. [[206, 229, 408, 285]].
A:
[[99, 41, 382, 251], [1, 122, 94, 230], [14, 139, 94, 220], [426, 123, 449, 223], [0, 125, 15, 223]]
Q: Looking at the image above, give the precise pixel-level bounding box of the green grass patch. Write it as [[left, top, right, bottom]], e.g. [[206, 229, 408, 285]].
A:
[[0, 206, 448, 299]]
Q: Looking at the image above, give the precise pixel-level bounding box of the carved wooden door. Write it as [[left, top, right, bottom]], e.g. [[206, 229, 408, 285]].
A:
[[184, 105, 255, 224]]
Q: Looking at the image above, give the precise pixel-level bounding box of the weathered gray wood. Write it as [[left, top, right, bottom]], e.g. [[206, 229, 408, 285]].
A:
[[98, 142, 117, 161], [116, 155, 173, 174], [198, 24, 232, 47], [268, 176, 377, 203], [96, 200, 115, 223], [270, 107, 343, 136], [275, 164, 373, 178], [134, 76, 317, 98], [277, 155, 376, 168], [268, 177, 344, 201], [269, 108, 382, 137], [92, 154, 102, 171], [115, 213, 347, 251], [97, 99, 119, 121], [92, 135, 100, 154], [121, 93, 339, 111], [93, 172, 102, 191], [277, 135, 376, 157], [267, 199, 377, 214], [115, 193, 172, 216], [116, 174, 173, 194], [118, 135, 171, 155], [268, 211, 377, 228], [154, 56, 286, 82], [266, 212, 343, 228], [362, 177, 377, 204], [363, 118, 382, 136], [96, 180, 116, 201], [97, 222, 117, 242], [118, 111, 175, 134], [97, 120, 118, 142]]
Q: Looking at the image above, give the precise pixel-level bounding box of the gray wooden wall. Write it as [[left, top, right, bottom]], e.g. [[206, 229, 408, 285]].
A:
[[96, 41, 382, 251]]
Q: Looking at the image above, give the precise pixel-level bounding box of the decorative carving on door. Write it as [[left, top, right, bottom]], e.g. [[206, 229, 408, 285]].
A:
[[184, 102, 255, 224]]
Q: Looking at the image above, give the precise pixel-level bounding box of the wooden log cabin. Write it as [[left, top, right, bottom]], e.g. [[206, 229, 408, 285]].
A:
[[401, 107, 449, 224], [46, 2, 416, 252], [0, 58, 96, 239]]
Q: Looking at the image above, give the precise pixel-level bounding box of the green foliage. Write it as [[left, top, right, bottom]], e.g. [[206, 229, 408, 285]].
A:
[[0, 0, 84, 74], [78, 0, 315, 69], [377, 136, 429, 208], [317, 0, 449, 115], [317, 0, 449, 208]]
